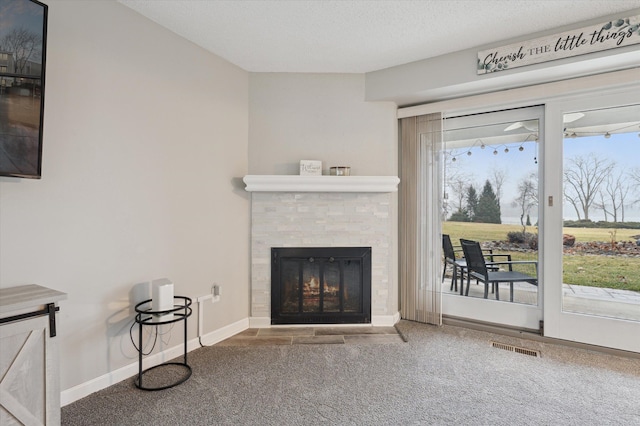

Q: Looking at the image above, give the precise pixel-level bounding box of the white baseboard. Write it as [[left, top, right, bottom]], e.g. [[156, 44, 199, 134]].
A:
[[198, 317, 249, 346], [372, 312, 401, 327], [60, 318, 249, 406]]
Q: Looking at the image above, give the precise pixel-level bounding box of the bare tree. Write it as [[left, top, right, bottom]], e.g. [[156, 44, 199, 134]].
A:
[[491, 168, 507, 205], [564, 154, 614, 221], [620, 182, 630, 222], [1, 27, 42, 75], [595, 171, 629, 222], [443, 157, 471, 218], [630, 167, 640, 207], [512, 173, 538, 234], [596, 191, 610, 222], [448, 173, 469, 213], [631, 168, 640, 186]]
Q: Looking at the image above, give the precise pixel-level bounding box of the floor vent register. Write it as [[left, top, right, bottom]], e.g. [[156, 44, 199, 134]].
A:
[[491, 341, 540, 357]]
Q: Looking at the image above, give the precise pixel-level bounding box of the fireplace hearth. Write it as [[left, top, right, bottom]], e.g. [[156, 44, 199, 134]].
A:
[[271, 247, 372, 325]]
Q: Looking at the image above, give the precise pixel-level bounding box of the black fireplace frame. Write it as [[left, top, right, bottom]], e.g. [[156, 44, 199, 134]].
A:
[[271, 247, 372, 325]]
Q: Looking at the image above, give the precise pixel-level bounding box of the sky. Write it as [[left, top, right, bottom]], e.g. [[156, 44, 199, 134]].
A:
[[445, 131, 640, 224], [563, 132, 640, 222], [0, 0, 45, 63]]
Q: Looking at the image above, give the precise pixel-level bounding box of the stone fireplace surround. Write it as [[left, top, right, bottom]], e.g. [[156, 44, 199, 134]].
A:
[[244, 175, 400, 327]]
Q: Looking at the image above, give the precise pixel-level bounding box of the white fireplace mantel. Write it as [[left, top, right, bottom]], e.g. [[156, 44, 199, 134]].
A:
[[243, 175, 400, 193]]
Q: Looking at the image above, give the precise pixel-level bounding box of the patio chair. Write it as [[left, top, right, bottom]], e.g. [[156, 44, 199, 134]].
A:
[[460, 239, 538, 302], [443, 235, 498, 294], [442, 234, 466, 292]]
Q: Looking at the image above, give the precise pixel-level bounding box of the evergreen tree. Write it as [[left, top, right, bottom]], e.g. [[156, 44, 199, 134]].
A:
[[526, 214, 531, 226], [476, 180, 501, 223], [465, 185, 478, 222]]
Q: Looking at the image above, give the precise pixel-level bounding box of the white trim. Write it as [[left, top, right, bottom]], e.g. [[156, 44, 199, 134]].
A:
[[397, 68, 640, 118], [372, 312, 401, 327], [197, 317, 249, 346], [243, 175, 400, 193], [60, 318, 249, 406]]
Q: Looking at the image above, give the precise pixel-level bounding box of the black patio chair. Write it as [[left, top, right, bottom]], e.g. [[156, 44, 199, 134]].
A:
[[442, 234, 466, 292], [460, 239, 538, 302], [443, 235, 496, 294]]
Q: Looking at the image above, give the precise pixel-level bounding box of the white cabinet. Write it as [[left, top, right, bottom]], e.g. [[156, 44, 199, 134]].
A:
[[0, 285, 66, 426]]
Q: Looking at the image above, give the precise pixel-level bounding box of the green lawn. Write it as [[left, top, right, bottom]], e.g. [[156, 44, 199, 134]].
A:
[[442, 221, 639, 243], [443, 221, 640, 292]]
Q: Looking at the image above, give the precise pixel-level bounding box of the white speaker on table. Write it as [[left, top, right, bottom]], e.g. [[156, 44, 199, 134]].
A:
[[152, 278, 174, 320]]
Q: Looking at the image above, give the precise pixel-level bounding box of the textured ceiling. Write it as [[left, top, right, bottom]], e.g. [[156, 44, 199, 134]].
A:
[[118, 0, 640, 73]]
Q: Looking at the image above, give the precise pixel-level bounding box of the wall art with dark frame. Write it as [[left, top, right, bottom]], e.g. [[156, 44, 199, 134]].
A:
[[0, 0, 48, 179]]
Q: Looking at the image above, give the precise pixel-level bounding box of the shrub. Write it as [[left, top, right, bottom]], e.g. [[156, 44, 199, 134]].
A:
[[507, 231, 538, 248], [449, 210, 470, 222], [507, 231, 525, 243]]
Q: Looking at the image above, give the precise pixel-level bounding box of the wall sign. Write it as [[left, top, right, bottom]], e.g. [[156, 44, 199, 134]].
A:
[[478, 14, 640, 74]]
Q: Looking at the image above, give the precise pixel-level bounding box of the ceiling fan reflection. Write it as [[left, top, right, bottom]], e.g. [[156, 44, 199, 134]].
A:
[[504, 112, 584, 132]]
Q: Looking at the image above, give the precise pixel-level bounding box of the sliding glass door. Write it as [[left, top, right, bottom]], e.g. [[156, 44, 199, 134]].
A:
[[441, 107, 544, 331], [409, 76, 639, 352], [544, 90, 640, 353]]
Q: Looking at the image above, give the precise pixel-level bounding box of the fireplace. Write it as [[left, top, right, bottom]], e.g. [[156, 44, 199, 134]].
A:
[[245, 177, 400, 327], [271, 247, 372, 325]]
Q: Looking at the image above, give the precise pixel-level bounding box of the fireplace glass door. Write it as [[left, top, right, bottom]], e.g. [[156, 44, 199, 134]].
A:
[[272, 247, 371, 324]]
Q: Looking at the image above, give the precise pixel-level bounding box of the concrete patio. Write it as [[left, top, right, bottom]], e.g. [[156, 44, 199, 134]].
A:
[[442, 278, 640, 322]]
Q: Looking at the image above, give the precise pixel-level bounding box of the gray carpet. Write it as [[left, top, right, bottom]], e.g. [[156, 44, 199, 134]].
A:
[[62, 321, 640, 425]]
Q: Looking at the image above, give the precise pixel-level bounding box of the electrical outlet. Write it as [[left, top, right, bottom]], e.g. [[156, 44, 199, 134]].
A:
[[212, 283, 221, 302]]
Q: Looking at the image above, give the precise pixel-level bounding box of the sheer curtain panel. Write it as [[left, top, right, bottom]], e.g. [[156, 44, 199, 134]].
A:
[[398, 113, 443, 325]]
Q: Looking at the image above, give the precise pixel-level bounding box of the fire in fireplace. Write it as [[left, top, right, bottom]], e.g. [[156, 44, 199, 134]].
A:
[[271, 247, 372, 324]]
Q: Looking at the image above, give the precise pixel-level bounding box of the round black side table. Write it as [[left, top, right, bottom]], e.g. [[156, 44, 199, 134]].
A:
[[134, 296, 192, 391]]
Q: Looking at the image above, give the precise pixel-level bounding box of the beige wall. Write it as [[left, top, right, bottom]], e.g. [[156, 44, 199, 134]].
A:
[[0, 0, 249, 392], [249, 73, 397, 176]]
